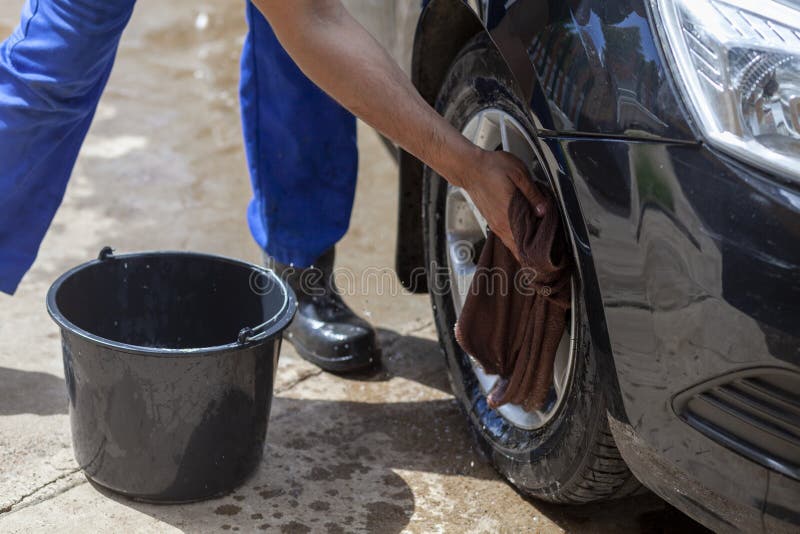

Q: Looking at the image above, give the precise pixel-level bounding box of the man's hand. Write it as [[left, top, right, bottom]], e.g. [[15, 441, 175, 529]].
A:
[[459, 150, 548, 260]]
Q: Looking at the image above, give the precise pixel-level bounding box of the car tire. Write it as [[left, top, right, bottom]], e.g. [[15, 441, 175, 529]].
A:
[[422, 33, 641, 503]]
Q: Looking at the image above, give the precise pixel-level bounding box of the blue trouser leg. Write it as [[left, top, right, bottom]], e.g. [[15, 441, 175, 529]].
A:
[[240, 2, 358, 268], [0, 0, 136, 294]]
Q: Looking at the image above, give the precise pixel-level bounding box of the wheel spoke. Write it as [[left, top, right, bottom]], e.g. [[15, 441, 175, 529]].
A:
[[463, 191, 488, 237], [471, 110, 501, 150], [552, 279, 576, 397], [445, 187, 484, 313], [449, 256, 475, 314], [461, 113, 477, 145], [469, 111, 485, 144], [499, 113, 510, 152]]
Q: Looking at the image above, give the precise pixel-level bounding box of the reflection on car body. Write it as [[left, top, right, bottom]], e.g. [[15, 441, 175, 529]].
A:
[[383, 1, 800, 532]]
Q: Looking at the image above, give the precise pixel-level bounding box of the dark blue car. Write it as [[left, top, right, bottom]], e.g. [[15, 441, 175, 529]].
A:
[[392, 1, 800, 531]]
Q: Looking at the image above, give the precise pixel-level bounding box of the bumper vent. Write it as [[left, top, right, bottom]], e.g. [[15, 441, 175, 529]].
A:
[[673, 368, 800, 480]]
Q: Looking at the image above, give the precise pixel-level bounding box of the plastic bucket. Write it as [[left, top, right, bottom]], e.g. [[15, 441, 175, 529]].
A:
[[46, 248, 296, 502]]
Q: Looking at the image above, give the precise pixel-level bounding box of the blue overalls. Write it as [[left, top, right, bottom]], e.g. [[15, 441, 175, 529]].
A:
[[0, 0, 357, 294]]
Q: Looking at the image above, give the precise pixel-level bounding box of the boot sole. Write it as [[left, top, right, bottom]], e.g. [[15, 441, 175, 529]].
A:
[[285, 333, 379, 373]]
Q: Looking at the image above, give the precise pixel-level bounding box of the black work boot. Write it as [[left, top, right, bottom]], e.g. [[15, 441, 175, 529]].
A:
[[267, 247, 380, 373]]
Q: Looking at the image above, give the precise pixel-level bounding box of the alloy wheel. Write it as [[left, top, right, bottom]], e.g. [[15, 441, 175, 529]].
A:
[[444, 108, 576, 429]]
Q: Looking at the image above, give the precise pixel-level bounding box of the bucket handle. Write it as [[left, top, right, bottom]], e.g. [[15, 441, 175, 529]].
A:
[[237, 269, 290, 345], [98, 246, 115, 261]]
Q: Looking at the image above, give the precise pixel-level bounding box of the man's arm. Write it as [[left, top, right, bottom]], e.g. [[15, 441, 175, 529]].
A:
[[251, 0, 547, 258]]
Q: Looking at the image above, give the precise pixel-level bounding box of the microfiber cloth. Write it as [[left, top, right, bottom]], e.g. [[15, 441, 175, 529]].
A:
[[454, 181, 572, 412]]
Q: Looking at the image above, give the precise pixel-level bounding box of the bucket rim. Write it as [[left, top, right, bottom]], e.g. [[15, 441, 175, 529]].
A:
[[46, 250, 297, 356]]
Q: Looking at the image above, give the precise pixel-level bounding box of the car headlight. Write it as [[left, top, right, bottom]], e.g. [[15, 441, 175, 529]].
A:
[[651, 0, 800, 181]]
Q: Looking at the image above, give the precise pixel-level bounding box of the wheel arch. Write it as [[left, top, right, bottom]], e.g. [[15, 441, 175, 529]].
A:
[[538, 138, 629, 423], [397, 0, 628, 422]]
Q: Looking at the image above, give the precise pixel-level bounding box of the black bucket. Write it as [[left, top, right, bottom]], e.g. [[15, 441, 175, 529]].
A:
[[46, 248, 296, 503]]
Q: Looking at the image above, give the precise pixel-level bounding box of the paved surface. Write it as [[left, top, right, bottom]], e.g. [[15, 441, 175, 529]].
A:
[[0, 2, 708, 532]]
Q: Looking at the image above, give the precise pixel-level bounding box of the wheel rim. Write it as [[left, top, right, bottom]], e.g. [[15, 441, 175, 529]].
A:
[[444, 108, 576, 430]]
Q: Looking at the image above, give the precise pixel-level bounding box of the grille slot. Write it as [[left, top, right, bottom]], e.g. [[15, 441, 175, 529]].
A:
[[674, 368, 800, 480]]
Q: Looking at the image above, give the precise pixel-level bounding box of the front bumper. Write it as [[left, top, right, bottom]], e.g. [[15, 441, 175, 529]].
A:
[[546, 135, 800, 532]]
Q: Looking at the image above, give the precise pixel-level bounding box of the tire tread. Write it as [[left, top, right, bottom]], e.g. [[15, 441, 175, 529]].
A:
[[541, 418, 641, 504]]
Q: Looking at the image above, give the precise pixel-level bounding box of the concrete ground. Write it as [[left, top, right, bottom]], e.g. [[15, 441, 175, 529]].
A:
[[0, 2, 707, 532]]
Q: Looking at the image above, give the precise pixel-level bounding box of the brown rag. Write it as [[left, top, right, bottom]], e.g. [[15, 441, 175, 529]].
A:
[[454, 183, 571, 412]]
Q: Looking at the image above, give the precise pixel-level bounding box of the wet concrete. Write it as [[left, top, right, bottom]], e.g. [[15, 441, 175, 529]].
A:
[[0, 1, 709, 532]]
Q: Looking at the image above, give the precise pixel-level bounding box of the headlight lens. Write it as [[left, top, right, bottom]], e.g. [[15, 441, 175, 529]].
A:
[[652, 0, 800, 180]]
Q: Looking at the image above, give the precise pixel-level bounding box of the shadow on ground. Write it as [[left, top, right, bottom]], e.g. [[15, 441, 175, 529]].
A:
[[533, 495, 713, 534], [87, 329, 708, 532], [0, 367, 67, 416], [338, 328, 452, 394], [99, 392, 486, 532]]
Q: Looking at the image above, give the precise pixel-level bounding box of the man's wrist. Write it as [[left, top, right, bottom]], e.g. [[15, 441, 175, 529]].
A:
[[442, 143, 483, 189]]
